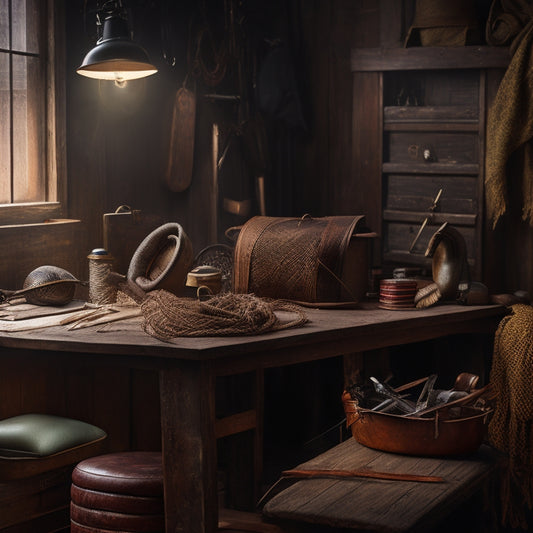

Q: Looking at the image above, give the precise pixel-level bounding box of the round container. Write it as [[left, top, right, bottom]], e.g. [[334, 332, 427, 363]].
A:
[[379, 278, 418, 310], [87, 248, 116, 305], [186, 265, 223, 295]]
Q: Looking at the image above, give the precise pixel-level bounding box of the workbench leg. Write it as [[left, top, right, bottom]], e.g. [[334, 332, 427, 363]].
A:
[[160, 363, 218, 533], [254, 368, 265, 504]]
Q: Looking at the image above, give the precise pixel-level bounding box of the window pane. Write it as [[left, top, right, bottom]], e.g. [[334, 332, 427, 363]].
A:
[[12, 0, 40, 54], [0, 0, 8, 50], [0, 53, 10, 203], [12, 54, 44, 202]]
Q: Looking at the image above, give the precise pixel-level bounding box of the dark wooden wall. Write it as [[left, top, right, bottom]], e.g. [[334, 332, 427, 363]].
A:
[[60, 0, 388, 283], [0, 2, 528, 297], [2, 0, 531, 509]]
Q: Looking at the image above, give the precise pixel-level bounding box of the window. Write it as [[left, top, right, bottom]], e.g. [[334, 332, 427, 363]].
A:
[[0, 0, 65, 223]]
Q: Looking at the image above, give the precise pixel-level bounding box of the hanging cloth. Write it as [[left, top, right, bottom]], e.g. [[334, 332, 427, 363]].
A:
[[485, 17, 533, 228], [488, 304, 533, 528]]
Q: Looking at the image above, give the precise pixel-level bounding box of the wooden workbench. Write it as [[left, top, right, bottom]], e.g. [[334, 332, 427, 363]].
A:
[[0, 302, 507, 533]]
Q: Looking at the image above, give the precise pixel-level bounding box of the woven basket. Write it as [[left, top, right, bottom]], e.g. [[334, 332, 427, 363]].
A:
[[233, 215, 374, 306], [127, 223, 193, 296]]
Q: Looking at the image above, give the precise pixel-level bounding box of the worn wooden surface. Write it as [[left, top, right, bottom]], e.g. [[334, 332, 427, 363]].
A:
[[263, 438, 498, 532], [0, 303, 506, 363]]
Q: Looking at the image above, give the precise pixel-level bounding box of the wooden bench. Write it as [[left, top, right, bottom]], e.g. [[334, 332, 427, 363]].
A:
[[262, 438, 499, 532]]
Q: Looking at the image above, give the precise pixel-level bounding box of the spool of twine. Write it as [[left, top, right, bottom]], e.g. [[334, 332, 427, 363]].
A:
[[88, 248, 116, 305]]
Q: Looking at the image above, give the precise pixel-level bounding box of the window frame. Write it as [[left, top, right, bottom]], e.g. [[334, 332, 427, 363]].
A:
[[0, 0, 66, 226]]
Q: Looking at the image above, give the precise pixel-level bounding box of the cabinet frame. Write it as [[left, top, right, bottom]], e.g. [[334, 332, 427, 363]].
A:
[[350, 46, 509, 280]]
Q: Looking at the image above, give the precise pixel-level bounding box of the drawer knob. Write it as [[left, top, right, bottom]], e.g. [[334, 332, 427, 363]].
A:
[[423, 148, 433, 162]]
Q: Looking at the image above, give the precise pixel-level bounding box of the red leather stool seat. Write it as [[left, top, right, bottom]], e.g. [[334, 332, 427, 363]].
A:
[[70, 452, 164, 533], [72, 452, 163, 496], [71, 484, 163, 514]]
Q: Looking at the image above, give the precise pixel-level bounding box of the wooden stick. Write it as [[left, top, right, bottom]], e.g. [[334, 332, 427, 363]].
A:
[[257, 467, 444, 508], [67, 307, 141, 329], [281, 468, 444, 483]]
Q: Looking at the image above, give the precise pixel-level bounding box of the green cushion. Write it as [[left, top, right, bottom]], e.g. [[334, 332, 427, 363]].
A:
[[0, 414, 107, 458]]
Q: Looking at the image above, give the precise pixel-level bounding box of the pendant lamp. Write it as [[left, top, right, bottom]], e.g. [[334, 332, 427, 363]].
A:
[[77, 11, 157, 86]]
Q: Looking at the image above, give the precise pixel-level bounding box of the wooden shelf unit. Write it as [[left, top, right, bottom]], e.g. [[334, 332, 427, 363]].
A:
[[351, 46, 509, 279]]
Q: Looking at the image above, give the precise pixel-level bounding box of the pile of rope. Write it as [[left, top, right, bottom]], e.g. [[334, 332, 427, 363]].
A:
[[141, 290, 308, 340], [488, 304, 533, 528]]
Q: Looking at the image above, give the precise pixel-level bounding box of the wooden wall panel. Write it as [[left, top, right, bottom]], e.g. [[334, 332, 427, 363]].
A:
[[0, 350, 162, 454], [0, 220, 82, 290], [350, 71, 382, 260]]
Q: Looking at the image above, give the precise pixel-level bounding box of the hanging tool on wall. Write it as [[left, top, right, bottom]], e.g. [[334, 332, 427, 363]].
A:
[[162, 0, 197, 193], [409, 188, 443, 253], [165, 81, 197, 193]]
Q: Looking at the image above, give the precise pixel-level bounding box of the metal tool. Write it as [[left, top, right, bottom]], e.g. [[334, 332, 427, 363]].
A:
[[409, 188, 443, 253]]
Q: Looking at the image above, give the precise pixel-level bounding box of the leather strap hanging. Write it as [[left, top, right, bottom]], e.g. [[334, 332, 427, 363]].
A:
[[165, 85, 196, 192]]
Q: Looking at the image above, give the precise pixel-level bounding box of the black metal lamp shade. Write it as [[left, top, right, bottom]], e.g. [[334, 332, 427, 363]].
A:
[[77, 15, 157, 84]]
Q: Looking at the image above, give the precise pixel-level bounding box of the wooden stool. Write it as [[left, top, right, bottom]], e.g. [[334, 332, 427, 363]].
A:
[[70, 451, 164, 533], [0, 413, 107, 533]]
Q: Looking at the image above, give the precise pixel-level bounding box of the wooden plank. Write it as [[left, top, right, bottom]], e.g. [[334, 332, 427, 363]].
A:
[[263, 438, 498, 532], [215, 409, 257, 439], [385, 174, 477, 214], [385, 105, 478, 123], [351, 71, 382, 261], [384, 220, 476, 259], [379, 0, 405, 47], [218, 508, 283, 533], [0, 219, 81, 291], [384, 70, 480, 109], [385, 132, 479, 165], [351, 46, 511, 72], [0, 308, 93, 331], [385, 122, 479, 132], [383, 162, 478, 175], [383, 251, 476, 270], [383, 209, 477, 225], [0, 478, 70, 529], [159, 362, 217, 533], [0, 300, 87, 320]]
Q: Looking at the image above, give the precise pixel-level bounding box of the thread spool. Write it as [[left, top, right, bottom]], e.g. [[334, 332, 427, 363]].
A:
[[88, 248, 116, 305], [186, 265, 223, 295]]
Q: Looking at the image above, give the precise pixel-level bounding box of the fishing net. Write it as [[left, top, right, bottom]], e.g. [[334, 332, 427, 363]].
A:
[[140, 290, 308, 340]]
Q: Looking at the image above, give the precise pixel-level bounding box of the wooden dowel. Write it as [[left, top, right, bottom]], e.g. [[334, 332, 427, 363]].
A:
[[281, 468, 444, 483]]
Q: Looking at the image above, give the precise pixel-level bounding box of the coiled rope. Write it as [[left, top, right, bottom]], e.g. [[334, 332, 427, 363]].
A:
[[141, 290, 308, 340]]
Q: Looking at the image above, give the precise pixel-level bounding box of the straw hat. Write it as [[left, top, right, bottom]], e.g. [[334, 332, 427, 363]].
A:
[[405, 0, 479, 47], [127, 223, 193, 295]]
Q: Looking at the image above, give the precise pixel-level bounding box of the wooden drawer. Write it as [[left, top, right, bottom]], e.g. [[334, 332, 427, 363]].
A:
[[383, 221, 477, 264], [385, 131, 479, 165], [384, 174, 478, 215], [384, 69, 480, 108], [384, 105, 478, 124]]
